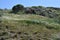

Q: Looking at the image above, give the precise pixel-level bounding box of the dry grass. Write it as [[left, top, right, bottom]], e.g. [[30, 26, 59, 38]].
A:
[[0, 13, 60, 40]]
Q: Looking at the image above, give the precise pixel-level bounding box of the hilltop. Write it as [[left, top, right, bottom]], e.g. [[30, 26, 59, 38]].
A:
[[0, 4, 60, 40]]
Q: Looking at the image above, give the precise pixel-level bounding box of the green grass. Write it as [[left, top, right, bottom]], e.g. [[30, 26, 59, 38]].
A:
[[1, 13, 60, 30], [0, 13, 60, 40]]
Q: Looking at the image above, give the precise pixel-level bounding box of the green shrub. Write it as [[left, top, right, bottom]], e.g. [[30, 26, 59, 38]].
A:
[[12, 4, 24, 13]]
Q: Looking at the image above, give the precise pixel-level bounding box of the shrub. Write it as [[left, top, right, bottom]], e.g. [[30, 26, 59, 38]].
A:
[[38, 6, 45, 8], [31, 6, 38, 9], [0, 13, 3, 17], [12, 4, 24, 13]]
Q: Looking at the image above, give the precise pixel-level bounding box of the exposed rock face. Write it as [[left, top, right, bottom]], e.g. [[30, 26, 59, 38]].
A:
[[24, 8, 36, 14], [24, 7, 58, 18]]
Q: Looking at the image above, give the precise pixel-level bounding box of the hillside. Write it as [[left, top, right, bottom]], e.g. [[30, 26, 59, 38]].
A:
[[0, 6, 60, 40]]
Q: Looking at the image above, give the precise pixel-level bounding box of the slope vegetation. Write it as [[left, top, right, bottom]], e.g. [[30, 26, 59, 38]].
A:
[[0, 13, 60, 40]]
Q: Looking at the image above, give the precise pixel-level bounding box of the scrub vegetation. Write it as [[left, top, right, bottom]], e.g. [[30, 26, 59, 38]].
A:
[[0, 4, 60, 40]]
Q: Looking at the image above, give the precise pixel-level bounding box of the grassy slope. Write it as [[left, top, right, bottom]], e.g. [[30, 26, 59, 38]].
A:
[[0, 13, 60, 40]]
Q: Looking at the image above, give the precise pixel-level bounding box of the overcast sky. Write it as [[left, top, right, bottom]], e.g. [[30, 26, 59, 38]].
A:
[[0, 0, 60, 9]]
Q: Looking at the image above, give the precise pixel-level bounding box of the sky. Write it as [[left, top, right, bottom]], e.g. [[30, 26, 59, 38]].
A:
[[0, 0, 60, 9]]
